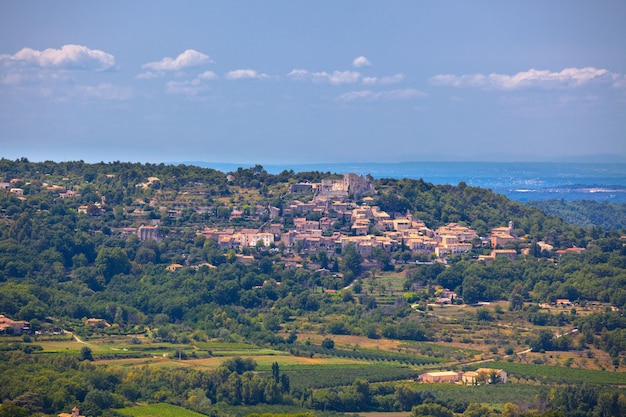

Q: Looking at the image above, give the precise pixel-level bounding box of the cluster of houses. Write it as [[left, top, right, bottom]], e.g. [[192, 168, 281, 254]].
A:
[[0, 178, 27, 200], [1, 178, 83, 200], [3, 172, 588, 269], [193, 173, 584, 266], [193, 192, 522, 264], [197, 211, 521, 263], [419, 368, 508, 385], [108, 173, 535, 265]]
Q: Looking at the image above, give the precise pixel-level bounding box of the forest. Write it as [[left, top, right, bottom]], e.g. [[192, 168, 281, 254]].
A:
[[527, 199, 626, 231], [0, 158, 625, 417]]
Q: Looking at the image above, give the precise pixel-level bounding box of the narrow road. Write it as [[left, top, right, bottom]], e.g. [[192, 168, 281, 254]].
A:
[[63, 329, 88, 345]]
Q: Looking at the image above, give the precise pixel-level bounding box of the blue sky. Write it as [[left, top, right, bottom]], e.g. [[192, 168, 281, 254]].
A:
[[1, 1, 625, 164]]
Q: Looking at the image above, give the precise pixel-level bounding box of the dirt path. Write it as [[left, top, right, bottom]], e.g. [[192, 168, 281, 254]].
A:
[[63, 330, 89, 345]]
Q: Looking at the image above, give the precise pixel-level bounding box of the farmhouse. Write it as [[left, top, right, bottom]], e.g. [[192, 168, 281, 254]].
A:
[[418, 371, 462, 383], [0, 315, 30, 335], [166, 263, 184, 272], [85, 318, 111, 327], [419, 368, 507, 385], [462, 368, 508, 384]]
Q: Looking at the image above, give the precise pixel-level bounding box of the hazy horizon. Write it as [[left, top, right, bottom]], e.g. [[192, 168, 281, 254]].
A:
[[3, 154, 626, 166]]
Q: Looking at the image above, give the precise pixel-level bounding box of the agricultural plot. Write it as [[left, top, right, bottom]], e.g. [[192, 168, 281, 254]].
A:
[[194, 341, 262, 350], [101, 353, 365, 372], [397, 341, 481, 360], [278, 363, 421, 390], [118, 403, 205, 417], [478, 362, 626, 385], [296, 332, 479, 364], [211, 403, 323, 417], [363, 273, 408, 305], [417, 382, 548, 410]]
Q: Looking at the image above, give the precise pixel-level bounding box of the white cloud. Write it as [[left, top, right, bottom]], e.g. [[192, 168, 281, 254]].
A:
[[353, 56, 371, 68], [79, 83, 133, 100], [429, 67, 615, 90], [225, 69, 270, 80], [1, 69, 71, 85], [198, 70, 218, 80], [286, 69, 308, 80], [327, 70, 360, 85], [612, 74, 626, 89], [142, 49, 211, 71], [164, 71, 218, 95], [144, 70, 218, 96], [338, 90, 374, 101], [337, 88, 426, 102], [380, 74, 406, 84], [0, 44, 115, 71], [287, 69, 361, 85], [136, 71, 160, 80], [165, 79, 209, 96], [363, 73, 405, 85]]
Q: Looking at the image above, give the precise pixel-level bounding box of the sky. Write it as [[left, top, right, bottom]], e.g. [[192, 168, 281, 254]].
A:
[[1, 1, 625, 164]]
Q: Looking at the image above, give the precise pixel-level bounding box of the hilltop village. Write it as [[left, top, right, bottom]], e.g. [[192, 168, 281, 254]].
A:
[[195, 176, 524, 267], [4, 170, 581, 277], [146, 173, 573, 271]]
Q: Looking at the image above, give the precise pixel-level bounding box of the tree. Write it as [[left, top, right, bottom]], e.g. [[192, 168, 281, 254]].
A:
[[530, 329, 554, 352], [280, 373, 290, 393], [395, 383, 430, 411], [318, 250, 329, 269], [463, 403, 494, 417], [95, 247, 131, 282], [264, 379, 282, 404], [372, 247, 392, 271], [221, 373, 243, 405], [508, 293, 524, 311], [595, 391, 621, 417], [340, 243, 362, 283], [135, 246, 157, 264], [411, 403, 453, 417], [264, 315, 280, 332], [84, 389, 116, 409], [0, 401, 28, 417], [187, 388, 212, 413], [222, 356, 257, 374], [321, 337, 335, 349], [501, 403, 521, 417], [461, 275, 484, 305], [271, 361, 280, 383], [352, 378, 371, 409], [80, 346, 94, 361], [476, 308, 493, 322], [241, 372, 265, 405]]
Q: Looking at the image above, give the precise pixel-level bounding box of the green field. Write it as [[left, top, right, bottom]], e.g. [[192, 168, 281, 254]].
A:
[[120, 402, 329, 417], [417, 382, 548, 410], [118, 403, 206, 417], [477, 362, 626, 385], [275, 363, 421, 390]]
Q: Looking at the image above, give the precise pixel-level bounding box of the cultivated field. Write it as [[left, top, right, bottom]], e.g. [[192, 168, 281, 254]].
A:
[[119, 403, 206, 417]]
